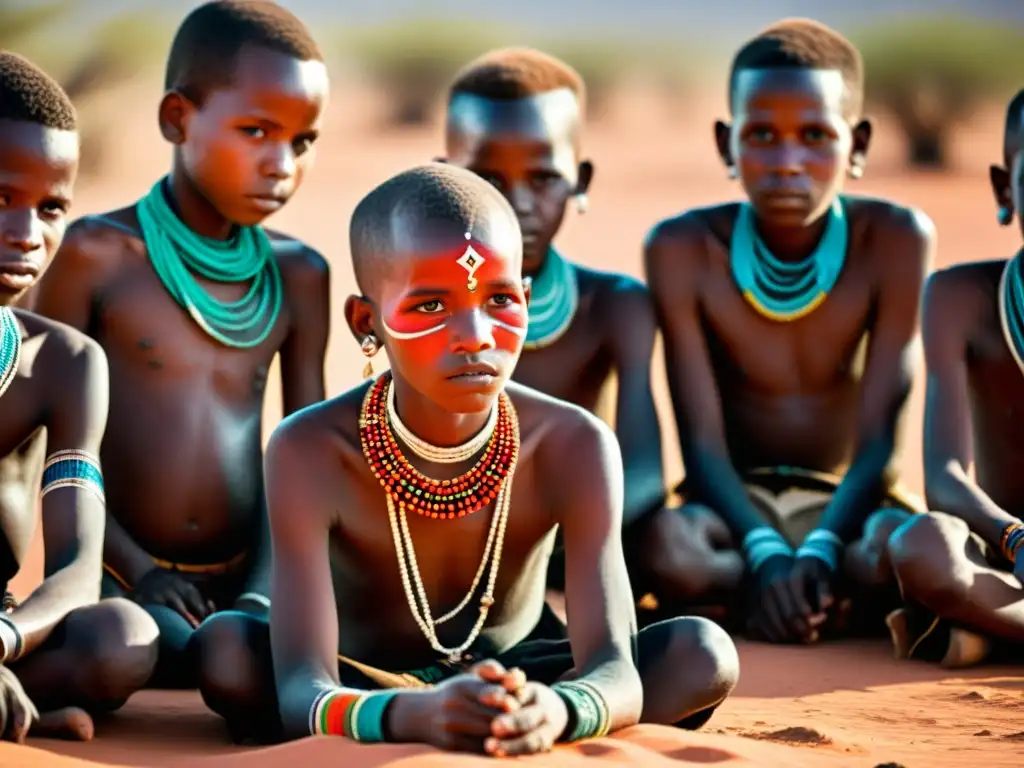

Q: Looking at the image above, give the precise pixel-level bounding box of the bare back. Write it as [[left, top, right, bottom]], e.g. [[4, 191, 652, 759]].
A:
[[29, 207, 328, 565]]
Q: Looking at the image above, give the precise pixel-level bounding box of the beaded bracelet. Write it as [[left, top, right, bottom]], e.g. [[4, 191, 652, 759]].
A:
[[309, 687, 398, 742], [742, 526, 793, 572], [0, 614, 23, 665], [237, 592, 271, 609], [795, 529, 844, 572], [1000, 522, 1024, 564], [41, 450, 105, 504], [552, 680, 611, 742]]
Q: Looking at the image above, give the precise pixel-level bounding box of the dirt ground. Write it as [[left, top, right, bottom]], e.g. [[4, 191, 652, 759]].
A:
[[4, 79, 1022, 766]]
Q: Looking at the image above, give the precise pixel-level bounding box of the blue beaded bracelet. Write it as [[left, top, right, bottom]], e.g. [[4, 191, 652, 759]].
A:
[[552, 681, 610, 742]]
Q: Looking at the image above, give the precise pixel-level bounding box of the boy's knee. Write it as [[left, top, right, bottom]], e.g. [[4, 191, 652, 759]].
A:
[[642, 616, 740, 712], [889, 513, 970, 604], [69, 599, 159, 706], [195, 611, 272, 713]]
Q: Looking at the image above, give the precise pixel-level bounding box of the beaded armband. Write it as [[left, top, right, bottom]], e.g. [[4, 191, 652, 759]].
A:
[[795, 529, 843, 572], [1000, 522, 1024, 564], [0, 614, 23, 665], [309, 688, 398, 742], [552, 680, 611, 742], [742, 526, 793, 572], [41, 450, 105, 504]]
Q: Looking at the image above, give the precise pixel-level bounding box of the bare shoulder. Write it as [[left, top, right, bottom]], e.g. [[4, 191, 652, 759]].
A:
[[924, 260, 1004, 334], [848, 196, 936, 273], [642, 203, 739, 293], [13, 310, 108, 409], [505, 380, 619, 474], [267, 380, 370, 474], [574, 266, 652, 324], [264, 228, 330, 286], [58, 206, 144, 274]]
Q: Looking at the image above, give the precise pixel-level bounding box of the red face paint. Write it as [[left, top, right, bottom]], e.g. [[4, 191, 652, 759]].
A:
[[378, 240, 527, 371]]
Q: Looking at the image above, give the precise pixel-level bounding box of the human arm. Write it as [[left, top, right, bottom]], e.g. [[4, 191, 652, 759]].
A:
[[921, 269, 1018, 548], [603, 278, 667, 528], [1, 335, 108, 661], [810, 209, 934, 548], [233, 246, 330, 614], [553, 408, 643, 735]]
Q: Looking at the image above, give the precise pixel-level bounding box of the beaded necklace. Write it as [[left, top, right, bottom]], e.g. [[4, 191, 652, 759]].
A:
[[998, 251, 1024, 375], [359, 375, 515, 520], [137, 178, 283, 349], [730, 197, 848, 322], [358, 375, 521, 663], [386, 381, 496, 464], [524, 247, 578, 350], [0, 308, 21, 401]]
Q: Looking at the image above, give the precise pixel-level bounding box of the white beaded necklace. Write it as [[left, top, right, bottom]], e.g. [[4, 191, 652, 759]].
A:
[[386, 379, 496, 463]]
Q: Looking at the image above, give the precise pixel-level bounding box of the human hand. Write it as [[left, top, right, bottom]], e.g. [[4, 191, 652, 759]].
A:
[[484, 681, 569, 757], [0, 665, 37, 742], [649, 505, 745, 596], [786, 556, 834, 643], [129, 569, 214, 627], [388, 659, 522, 752], [746, 554, 800, 643]]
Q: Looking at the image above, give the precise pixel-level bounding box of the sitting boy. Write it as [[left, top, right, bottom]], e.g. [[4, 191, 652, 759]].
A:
[[442, 49, 719, 604], [196, 163, 739, 752], [0, 51, 157, 742], [643, 19, 934, 641], [887, 89, 1024, 668]]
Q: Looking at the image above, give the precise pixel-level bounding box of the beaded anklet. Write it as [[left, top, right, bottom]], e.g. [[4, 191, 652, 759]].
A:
[[41, 450, 105, 504], [0, 614, 24, 664], [795, 529, 843, 571], [1000, 521, 1024, 564], [742, 526, 793, 572], [552, 680, 611, 742], [309, 688, 399, 742]]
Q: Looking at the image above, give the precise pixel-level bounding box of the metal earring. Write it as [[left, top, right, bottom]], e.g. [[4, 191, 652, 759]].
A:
[[727, 165, 738, 180], [575, 193, 589, 214], [848, 164, 864, 180], [360, 335, 379, 379], [999, 206, 1014, 227]]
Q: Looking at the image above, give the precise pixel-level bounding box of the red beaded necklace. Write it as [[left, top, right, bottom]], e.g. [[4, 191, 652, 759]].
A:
[[359, 374, 518, 520]]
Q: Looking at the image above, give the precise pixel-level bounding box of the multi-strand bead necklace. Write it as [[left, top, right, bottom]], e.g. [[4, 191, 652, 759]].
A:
[[358, 374, 521, 663]]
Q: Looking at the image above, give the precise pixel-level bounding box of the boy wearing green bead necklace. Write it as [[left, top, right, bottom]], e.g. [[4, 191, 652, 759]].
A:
[[0, 52, 159, 743], [28, 1, 331, 700], [196, 164, 739, 751], [644, 19, 935, 643], [442, 49, 710, 611], [883, 89, 1024, 668]]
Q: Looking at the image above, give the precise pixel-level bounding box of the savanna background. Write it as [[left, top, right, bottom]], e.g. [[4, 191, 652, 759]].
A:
[[3, 1, 1024, 766]]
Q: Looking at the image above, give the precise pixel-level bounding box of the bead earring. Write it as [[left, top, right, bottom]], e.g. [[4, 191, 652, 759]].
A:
[[361, 334, 380, 379], [727, 165, 738, 180], [848, 164, 864, 180], [575, 193, 589, 214], [999, 206, 1014, 226]]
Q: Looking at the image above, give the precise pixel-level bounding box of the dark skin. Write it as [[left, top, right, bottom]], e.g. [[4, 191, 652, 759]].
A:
[[196, 205, 738, 752], [443, 89, 666, 529], [0, 118, 158, 741], [887, 135, 1024, 642], [25, 45, 330, 686], [644, 68, 933, 643]]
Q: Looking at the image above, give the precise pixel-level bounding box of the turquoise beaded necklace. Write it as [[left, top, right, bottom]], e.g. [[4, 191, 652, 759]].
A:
[[136, 178, 283, 349], [730, 197, 848, 322], [998, 251, 1024, 375], [0, 307, 21, 400], [523, 247, 578, 351]]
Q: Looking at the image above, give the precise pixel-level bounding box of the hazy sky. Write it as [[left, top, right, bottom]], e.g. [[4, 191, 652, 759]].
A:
[[57, 0, 1024, 43]]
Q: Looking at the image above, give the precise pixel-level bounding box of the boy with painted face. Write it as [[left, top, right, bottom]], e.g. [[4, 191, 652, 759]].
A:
[[644, 19, 935, 643], [443, 49, 721, 606], [885, 89, 1024, 668], [196, 164, 739, 751], [0, 52, 158, 742], [28, 1, 331, 700]]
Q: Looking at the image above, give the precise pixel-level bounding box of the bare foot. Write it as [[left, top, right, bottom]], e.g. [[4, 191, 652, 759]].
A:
[[33, 707, 94, 741]]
